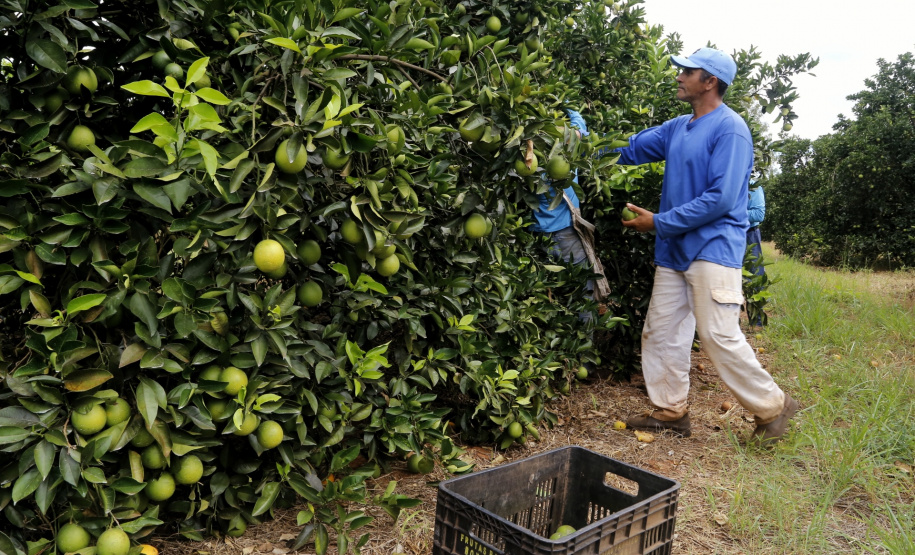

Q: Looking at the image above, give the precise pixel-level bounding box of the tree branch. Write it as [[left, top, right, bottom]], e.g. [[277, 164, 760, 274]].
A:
[[337, 54, 448, 86]]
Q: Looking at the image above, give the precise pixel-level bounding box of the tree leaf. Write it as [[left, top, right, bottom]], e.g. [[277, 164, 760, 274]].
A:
[[331, 7, 364, 23], [136, 377, 166, 427], [26, 39, 67, 73], [163, 179, 192, 210], [128, 291, 159, 333], [133, 183, 172, 213], [119, 343, 148, 367], [81, 467, 107, 484], [252, 481, 280, 516], [314, 523, 329, 555], [130, 112, 172, 133], [63, 369, 114, 391], [186, 57, 209, 88], [123, 157, 169, 178], [0, 427, 30, 444], [323, 68, 357, 81], [59, 450, 80, 486], [35, 440, 56, 480], [19, 123, 50, 147], [121, 80, 171, 98], [265, 37, 301, 53], [322, 27, 360, 40], [195, 139, 219, 178], [194, 87, 231, 105], [13, 468, 42, 503], [66, 293, 107, 316]]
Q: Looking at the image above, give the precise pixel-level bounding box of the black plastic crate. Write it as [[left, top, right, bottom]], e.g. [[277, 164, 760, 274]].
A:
[[433, 446, 680, 555]]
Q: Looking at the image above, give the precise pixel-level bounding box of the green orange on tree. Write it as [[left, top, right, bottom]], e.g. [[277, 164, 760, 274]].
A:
[[199, 364, 226, 396], [464, 213, 488, 239], [194, 73, 211, 88], [297, 280, 323, 307], [514, 153, 538, 176], [141, 444, 166, 469], [44, 87, 68, 113], [207, 398, 232, 421], [97, 528, 131, 555], [485, 15, 501, 33], [173, 454, 204, 485], [63, 65, 98, 95], [210, 311, 229, 336], [233, 413, 259, 436], [145, 472, 176, 502], [105, 398, 131, 427], [296, 239, 321, 265], [317, 403, 337, 419], [323, 146, 350, 170], [71, 404, 107, 435], [220, 366, 248, 396], [274, 139, 308, 173], [253, 239, 285, 273], [256, 420, 284, 449], [263, 260, 288, 279], [376, 254, 400, 277], [66, 125, 96, 153], [163, 62, 184, 80], [371, 242, 396, 258], [151, 50, 171, 70], [546, 155, 571, 180], [459, 118, 485, 142], [130, 426, 155, 448], [56, 523, 91, 554], [340, 219, 364, 244]]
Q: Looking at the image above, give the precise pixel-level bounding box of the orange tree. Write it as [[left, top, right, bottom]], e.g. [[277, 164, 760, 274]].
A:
[[0, 0, 815, 552], [0, 0, 620, 550], [767, 51, 915, 269]]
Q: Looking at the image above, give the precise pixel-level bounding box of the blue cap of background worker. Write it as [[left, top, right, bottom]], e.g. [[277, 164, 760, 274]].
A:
[[671, 47, 737, 85]]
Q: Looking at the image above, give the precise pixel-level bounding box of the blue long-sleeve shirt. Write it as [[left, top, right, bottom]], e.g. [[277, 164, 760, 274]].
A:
[[530, 110, 589, 233], [748, 186, 765, 227], [615, 104, 754, 271]]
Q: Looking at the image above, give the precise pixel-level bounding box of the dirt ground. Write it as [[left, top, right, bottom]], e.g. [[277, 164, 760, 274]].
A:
[[150, 323, 775, 555]]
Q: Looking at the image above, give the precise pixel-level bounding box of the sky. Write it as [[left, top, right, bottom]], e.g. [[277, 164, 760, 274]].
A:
[[640, 0, 915, 140]]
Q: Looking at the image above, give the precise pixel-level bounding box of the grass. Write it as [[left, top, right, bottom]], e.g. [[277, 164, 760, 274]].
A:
[[719, 245, 915, 554]]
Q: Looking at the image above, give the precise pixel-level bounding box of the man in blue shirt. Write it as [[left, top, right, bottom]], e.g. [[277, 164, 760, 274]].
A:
[[745, 182, 767, 325], [531, 110, 595, 313], [746, 181, 766, 275], [617, 47, 797, 443]]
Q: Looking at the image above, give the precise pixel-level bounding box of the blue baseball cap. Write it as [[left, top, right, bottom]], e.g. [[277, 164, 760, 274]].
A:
[[671, 47, 737, 85]]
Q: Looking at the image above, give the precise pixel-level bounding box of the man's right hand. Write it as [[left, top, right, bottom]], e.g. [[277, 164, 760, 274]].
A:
[[621, 203, 656, 233]]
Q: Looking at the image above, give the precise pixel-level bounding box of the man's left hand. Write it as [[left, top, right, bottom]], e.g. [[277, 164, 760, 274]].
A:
[[621, 203, 656, 232]]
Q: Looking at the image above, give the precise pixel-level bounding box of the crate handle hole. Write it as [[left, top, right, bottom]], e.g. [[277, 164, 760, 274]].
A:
[[604, 472, 639, 496]]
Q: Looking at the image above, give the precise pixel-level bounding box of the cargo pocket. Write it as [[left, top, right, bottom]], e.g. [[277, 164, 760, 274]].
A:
[[711, 288, 744, 308]]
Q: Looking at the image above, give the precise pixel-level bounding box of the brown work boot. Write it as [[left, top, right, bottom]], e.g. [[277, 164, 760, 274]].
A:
[[626, 412, 691, 438], [752, 395, 799, 444]]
